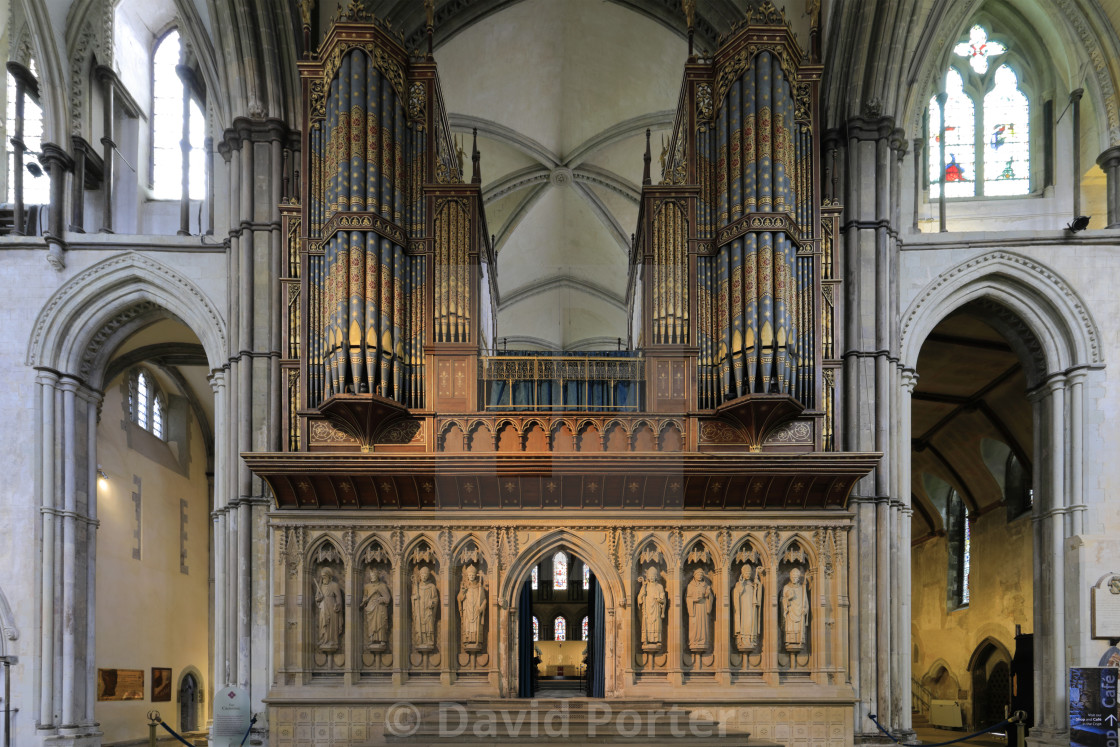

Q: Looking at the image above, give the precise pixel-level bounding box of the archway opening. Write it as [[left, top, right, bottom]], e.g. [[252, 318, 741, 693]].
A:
[[909, 305, 1034, 731], [518, 547, 604, 697], [94, 318, 214, 741]]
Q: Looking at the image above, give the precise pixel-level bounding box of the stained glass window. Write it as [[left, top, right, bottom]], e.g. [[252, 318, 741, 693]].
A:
[[954, 24, 1007, 74], [961, 516, 971, 605], [6, 60, 49, 205], [532, 616, 539, 642], [983, 66, 1029, 196], [928, 69, 975, 198], [929, 24, 1029, 199], [554, 616, 566, 641], [552, 552, 568, 590], [582, 563, 590, 590], [581, 616, 589, 641], [530, 566, 538, 590], [152, 30, 206, 200]]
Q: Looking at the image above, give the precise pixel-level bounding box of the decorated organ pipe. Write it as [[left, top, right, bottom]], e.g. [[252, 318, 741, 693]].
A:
[[635, 3, 824, 420], [282, 9, 494, 449]]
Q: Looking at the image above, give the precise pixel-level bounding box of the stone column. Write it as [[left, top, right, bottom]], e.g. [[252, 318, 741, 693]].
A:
[[834, 113, 909, 743], [209, 370, 228, 693], [69, 138, 86, 232], [58, 378, 80, 733], [35, 370, 60, 736], [96, 66, 116, 233], [1095, 145, 1120, 229], [1026, 377, 1069, 745], [82, 386, 102, 728], [39, 144, 73, 271]]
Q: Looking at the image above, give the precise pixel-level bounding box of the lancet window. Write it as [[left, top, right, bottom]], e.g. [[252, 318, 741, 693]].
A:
[[552, 552, 568, 591], [151, 29, 205, 200], [581, 616, 589, 641], [532, 616, 539, 642], [553, 616, 566, 641], [928, 24, 1030, 198], [131, 369, 166, 439], [6, 60, 48, 205]]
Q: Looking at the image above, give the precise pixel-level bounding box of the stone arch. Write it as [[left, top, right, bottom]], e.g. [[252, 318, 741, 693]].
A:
[[174, 664, 205, 729], [900, 251, 1102, 385], [27, 252, 227, 385], [499, 530, 622, 611], [682, 533, 722, 571]]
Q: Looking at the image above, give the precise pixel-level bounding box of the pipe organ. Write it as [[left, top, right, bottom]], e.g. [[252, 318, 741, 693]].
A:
[[252, 5, 871, 745]]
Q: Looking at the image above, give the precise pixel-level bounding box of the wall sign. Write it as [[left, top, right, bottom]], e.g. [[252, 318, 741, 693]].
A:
[[1070, 667, 1119, 747]]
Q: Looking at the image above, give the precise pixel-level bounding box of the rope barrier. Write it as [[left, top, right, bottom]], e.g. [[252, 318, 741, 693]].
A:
[[867, 713, 1013, 746], [154, 713, 257, 746], [156, 720, 197, 747]]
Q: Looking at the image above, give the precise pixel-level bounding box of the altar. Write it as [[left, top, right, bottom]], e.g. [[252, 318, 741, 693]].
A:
[[535, 641, 587, 678]]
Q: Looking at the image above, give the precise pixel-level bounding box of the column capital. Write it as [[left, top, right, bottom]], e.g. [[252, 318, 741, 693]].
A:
[[39, 142, 75, 172], [35, 368, 61, 387], [208, 369, 227, 392], [1095, 144, 1120, 170], [900, 368, 919, 393]]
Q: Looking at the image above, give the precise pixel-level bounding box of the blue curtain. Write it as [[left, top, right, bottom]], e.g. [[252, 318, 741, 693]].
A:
[[518, 579, 534, 698], [588, 575, 605, 698], [486, 350, 640, 411]]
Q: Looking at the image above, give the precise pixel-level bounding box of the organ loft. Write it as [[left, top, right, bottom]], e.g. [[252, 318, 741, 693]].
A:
[[243, 3, 887, 742]]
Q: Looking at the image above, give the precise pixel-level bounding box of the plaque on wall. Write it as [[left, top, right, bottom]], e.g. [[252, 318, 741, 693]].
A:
[[97, 668, 144, 701], [1091, 574, 1120, 639], [151, 667, 172, 702]]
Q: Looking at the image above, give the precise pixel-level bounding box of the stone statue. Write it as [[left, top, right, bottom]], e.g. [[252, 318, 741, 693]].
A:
[[781, 567, 809, 652], [457, 564, 487, 652], [359, 567, 391, 652], [732, 564, 763, 651], [411, 566, 440, 651], [685, 569, 714, 652], [314, 567, 344, 653], [637, 566, 667, 652]]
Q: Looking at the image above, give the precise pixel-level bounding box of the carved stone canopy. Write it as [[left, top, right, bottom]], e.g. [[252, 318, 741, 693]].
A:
[[244, 452, 879, 511]]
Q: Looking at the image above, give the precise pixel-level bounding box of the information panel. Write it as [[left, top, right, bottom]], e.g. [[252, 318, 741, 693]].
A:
[[1071, 667, 1120, 747]]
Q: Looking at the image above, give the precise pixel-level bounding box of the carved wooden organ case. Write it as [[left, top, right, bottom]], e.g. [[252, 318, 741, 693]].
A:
[[281, 14, 495, 455], [636, 5, 840, 451], [252, 6, 875, 705]]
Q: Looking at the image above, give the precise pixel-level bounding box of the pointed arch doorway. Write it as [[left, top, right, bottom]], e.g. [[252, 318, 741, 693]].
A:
[[518, 548, 605, 697]]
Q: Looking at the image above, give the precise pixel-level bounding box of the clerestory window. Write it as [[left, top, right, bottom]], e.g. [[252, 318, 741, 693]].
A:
[[6, 59, 49, 205], [927, 24, 1031, 198], [151, 29, 205, 200]]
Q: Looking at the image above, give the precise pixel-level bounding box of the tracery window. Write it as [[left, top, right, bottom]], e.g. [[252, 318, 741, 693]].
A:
[[530, 566, 538, 590], [131, 369, 166, 439], [6, 59, 48, 205], [151, 29, 205, 200], [581, 616, 589, 641], [532, 616, 539, 642], [552, 551, 568, 591], [928, 24, 1030, 198], [553, 616, 566, 641], [582, 563, 590, 590]]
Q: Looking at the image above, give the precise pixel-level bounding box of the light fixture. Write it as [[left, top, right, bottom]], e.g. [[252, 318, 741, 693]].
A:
[[25, 161, 42, 178], [1067, 215, 1091, 232], [96, 467, 109, 481]]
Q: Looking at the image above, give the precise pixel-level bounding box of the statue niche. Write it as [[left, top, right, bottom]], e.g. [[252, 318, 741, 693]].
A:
[[408, 542, 441, 668], [358, 542, 393, 670], [731, 543, 765, 655], [454, 541, 490, 669], [633, 543, 668, 671], [308, 541, 346, 672], [778, 540, 811, 668], [682, 541, 716, 670]]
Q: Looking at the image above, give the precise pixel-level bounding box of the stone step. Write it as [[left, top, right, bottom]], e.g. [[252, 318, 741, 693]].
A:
[[383, 699, 759, 744]]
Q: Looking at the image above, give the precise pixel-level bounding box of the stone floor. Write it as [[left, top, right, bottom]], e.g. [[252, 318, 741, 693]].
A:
[[912, 724, 1013, 746]]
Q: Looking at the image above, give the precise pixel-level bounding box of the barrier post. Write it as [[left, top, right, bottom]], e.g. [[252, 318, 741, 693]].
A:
[[147, 709, 161, 747]]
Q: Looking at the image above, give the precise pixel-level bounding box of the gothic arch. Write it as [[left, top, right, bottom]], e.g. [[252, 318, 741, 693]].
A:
[[900, 251, 1102, 384], [27, 252, 227, 386], [499, 530, 622, 611]]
